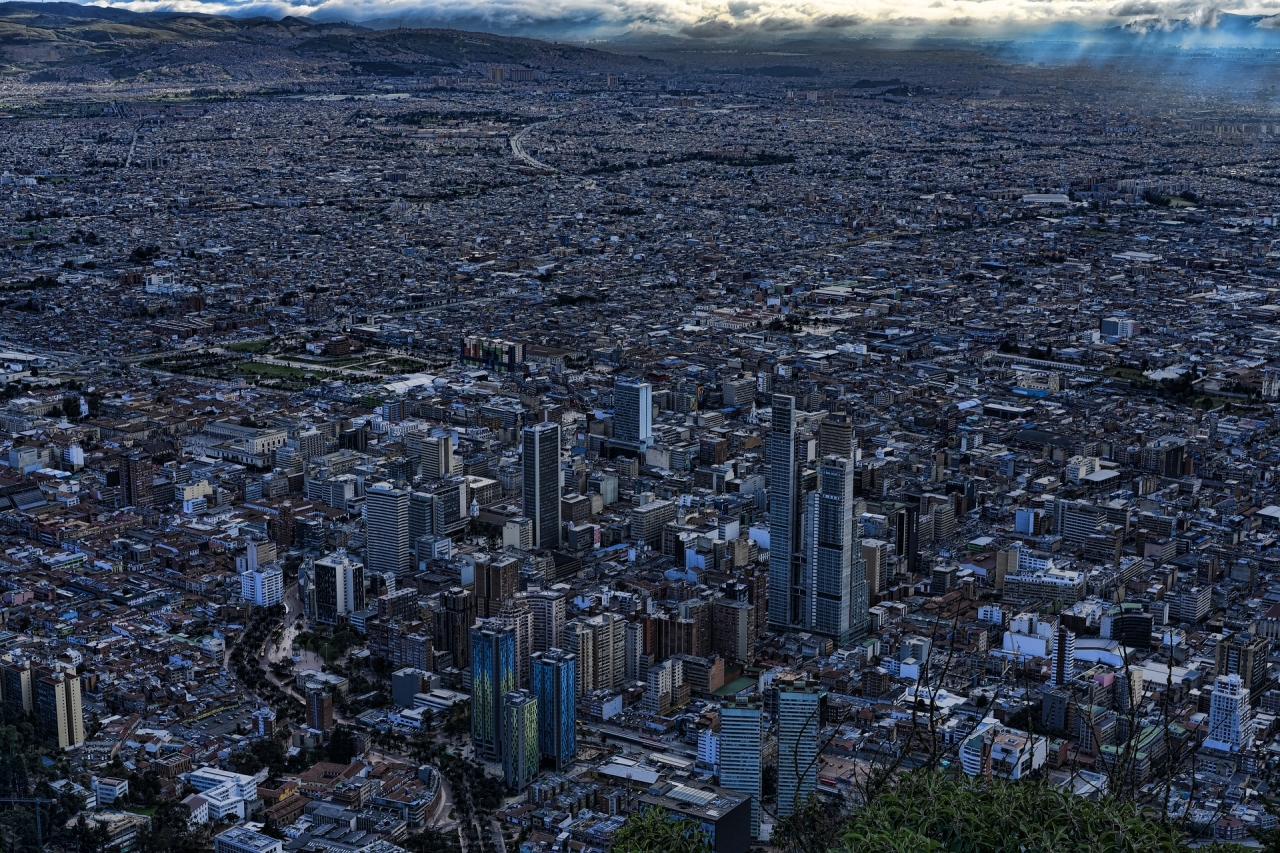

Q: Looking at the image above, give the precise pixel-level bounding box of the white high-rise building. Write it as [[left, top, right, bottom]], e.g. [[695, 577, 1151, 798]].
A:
[[807, 455, 869, 645], [719, 698, 764, 838], [312, 550, 366, 625], [1206, 673, 1253, 753], [240, 563, 284, 607], [366, 482, 411, 577]]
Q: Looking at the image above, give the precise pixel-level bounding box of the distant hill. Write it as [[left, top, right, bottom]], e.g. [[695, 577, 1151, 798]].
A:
[[0, 2, 648, 85]]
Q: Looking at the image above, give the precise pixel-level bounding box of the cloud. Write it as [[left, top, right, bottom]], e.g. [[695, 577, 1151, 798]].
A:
[[71, 0, 1280, 39]]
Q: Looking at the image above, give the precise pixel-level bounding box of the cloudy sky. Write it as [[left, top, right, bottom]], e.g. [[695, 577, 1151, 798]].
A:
[[66, 0, 1280, 39]]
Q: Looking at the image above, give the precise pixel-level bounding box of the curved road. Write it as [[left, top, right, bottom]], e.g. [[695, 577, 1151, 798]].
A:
[[510, 123, 558, 173]]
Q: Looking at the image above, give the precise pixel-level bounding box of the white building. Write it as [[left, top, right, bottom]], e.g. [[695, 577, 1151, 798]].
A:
[[240, 563, 284, 607], [189, 767, 258, 821], [959, 718, 1046, 780], [1206, 674, 1253, 753]]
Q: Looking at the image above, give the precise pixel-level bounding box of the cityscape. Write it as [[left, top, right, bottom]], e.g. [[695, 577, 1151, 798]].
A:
[[3, 2, 1280, 851]]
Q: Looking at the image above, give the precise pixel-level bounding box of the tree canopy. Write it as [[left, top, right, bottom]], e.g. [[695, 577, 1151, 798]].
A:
[[611, 805, 711, 853]]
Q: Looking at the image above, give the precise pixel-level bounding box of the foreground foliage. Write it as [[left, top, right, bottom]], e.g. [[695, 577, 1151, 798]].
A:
[[611, 806, 712, 853], [771, 772, 1251, 853]]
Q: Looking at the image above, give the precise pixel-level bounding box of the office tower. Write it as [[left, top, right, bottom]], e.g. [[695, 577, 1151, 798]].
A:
[[1206, 674, 1253, 753], [1215, 632, 1271, 697], [613, 380, 653, 449], [306, 690, 334, 731], [471, 620, 517, 761], [768, 394, 804, 632], [503, 517, 534, 551], [808, 455, 868, 645], [561, 621, 594, 697], [36, 670, 84, 750], [532, 649, 577, 771], [1049, 624, 1075, 688], [502, 691, 539, 791], [527, 590, 566, 653], [437, 586, 476, 667], [2, 660, 31, 713], [478, 555, 519, 619], [711, 598, 756, 662], [313, 551, 365, 625], [421, 434, 455, 479], [719, 698, 763, 839], [522, 422, 561, 550], [641, 657, 683, 716], [366, 483, 411, 578], [121, 453, 154, 508], [497, 599, 534, 689], [776, 680, 824, 818]]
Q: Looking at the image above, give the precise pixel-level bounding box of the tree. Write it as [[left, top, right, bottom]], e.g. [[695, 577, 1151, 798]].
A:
[[833, 771, 1248, 853], [611, 806, 711, 853], [772, 795, 848, 853]]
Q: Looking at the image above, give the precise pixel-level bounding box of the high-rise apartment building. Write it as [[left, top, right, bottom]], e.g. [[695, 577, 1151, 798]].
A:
[[471, 620, 517, 762], [36, 669, 84, 750], [306, 690, 334, 731], [527, 589, 566, 653], [497, 599, 534, 689], [561, 620, 594, 697], [531, 648, 577, 771], [522, 422, 561, 550], [366, 483, 411, 578], [1215, 632, 1271, 697], [719, 698, 763, 839], [776, 680, 824, 818]]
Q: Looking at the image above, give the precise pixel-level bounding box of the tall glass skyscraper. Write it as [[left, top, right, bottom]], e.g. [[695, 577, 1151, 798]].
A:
[[522, 422, 561, 550], [471, 619, 517, 762], [531, 648, 577, 771], [767, 394, 803, 632], [718, 698, 763, 839], [502, 690, 539, 791], [810, 455, 869, 645], [777, 679, 824, 818]]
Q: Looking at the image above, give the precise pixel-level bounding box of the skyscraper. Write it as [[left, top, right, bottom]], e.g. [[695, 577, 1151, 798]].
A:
[[502, 690, 539, 791], [531, 648, 577, 771], [776, 680, 824, 818], [522, 422, 561, 550], [36, 669, 84, 750], [312, 551, 365, 625], [768, 394, 804, 632], [1214, 632, 1271, 698], [613, 380, 653, 450], [366, 482, 411, 578], [719, 698, 763, 839], [808, 455, 868, 645], [471, 619, 517, 762], [306, 690, 334, 731], [121, 453, 154, 509]]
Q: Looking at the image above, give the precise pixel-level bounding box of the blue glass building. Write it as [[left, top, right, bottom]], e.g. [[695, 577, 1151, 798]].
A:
[[531, 648, 577, 771], [472, 619, 517, 762]]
